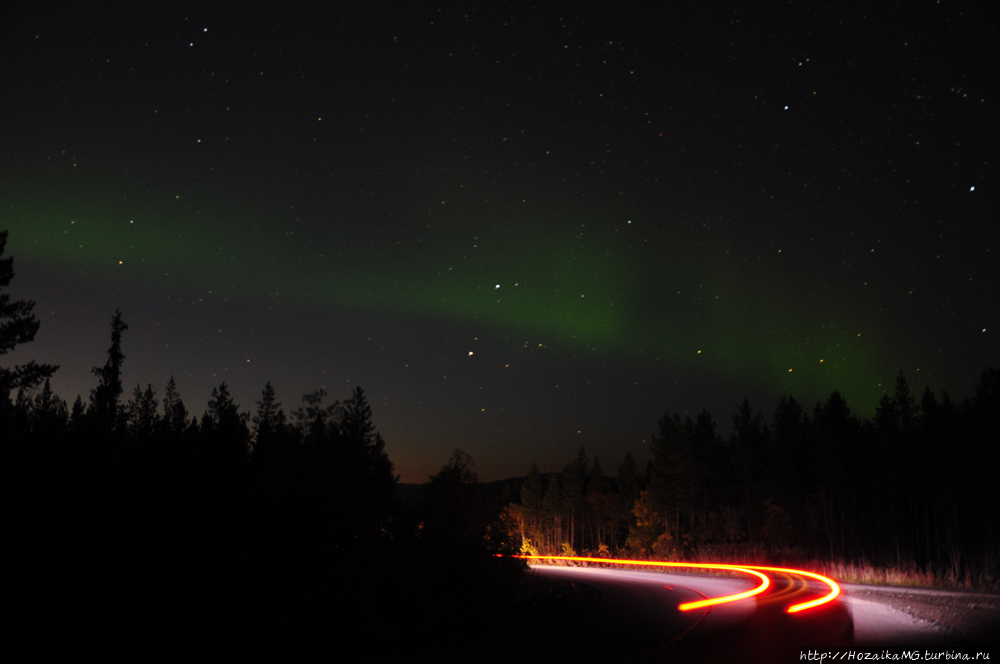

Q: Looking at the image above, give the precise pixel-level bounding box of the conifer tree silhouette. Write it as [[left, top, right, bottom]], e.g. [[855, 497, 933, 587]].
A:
[[0, 230, 57, 405], [89, 309, 128, 435]]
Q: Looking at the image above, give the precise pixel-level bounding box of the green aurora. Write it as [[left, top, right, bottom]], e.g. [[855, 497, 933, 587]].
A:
[[7, 192, 893, 415]]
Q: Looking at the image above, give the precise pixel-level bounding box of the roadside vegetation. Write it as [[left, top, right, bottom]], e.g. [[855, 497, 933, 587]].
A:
[[504, 373, 1000, 591]]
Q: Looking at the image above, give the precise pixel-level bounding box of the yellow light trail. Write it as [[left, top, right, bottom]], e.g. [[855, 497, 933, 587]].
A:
[[516, 555, 841, 614], [743, 564, 841, 613]]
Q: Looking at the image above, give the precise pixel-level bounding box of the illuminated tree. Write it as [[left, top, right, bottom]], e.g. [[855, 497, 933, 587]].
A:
[[541, 472, 563, 552], [561, 448, 587, 552], [625, 490, 662, 555], [586, 456, 610, 549], [615, 451, 641, 550], [519, 462, 543, 544]]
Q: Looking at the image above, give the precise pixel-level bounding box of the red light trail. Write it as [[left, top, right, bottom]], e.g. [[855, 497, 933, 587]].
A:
[[746, 564, 841, 613], [516, 555, 840, 614]]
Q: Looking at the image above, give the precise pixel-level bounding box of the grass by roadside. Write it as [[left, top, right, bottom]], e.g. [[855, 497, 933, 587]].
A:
[[523, 549, 999, 592], [813, 560, 999, 592]]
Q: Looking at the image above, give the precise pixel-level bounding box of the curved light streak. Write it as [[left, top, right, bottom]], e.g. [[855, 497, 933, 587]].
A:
[[744, 564, 841, 613], [516, 555, 841, 614], [516, 555, 769, 611], [676, 567, 770, 611]]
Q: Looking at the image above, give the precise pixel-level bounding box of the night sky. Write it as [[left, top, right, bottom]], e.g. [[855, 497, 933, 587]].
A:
[[2, 1, 997, 482]]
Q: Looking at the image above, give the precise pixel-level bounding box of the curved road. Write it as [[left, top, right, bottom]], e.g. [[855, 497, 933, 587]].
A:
[[503, 564, 854, 663]]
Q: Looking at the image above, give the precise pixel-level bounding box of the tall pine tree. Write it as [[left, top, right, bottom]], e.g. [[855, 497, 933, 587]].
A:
[[89, 309, 128, 436]]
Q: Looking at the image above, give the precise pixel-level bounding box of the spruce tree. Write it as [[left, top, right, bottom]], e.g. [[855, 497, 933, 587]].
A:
[[340, 385, 375, 458], [252, 381, 283, 453], [0, 230, 57, 408], [206, 381, 250, 464], [125, 383, 159, 442], [162, 376, 188, 437], [31, 378, 68, 438], [89, 309, 128, 435]]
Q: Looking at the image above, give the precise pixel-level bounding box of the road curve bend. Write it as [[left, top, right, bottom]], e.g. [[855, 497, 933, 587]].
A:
[[507, 557, 853, 662]]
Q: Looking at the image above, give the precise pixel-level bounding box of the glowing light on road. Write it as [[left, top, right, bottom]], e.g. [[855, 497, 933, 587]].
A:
[[677, 567, 770, 611], [517, 555, 841, 614], [744, 565, 841, 613], [517, 555, 768, 611]]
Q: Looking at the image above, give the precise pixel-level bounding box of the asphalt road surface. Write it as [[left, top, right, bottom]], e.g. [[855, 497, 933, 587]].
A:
[[495, 565, 854, 663]]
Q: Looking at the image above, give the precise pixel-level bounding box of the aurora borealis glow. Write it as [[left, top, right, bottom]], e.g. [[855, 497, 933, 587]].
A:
[[2, 1, 996, 480]]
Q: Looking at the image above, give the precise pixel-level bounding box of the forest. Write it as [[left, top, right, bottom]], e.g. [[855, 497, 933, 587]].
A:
[[5, 318, 525, 646], [508, 369, 1000, 591], [2, 230, 522, 648], [3, 227, 999, 649]]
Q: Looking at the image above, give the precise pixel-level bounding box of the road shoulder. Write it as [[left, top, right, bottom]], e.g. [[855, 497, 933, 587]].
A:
[[842, 583, 1000, 649]]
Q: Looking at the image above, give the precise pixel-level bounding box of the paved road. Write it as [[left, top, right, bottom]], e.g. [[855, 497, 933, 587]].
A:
[[497, 565, 853, 663]]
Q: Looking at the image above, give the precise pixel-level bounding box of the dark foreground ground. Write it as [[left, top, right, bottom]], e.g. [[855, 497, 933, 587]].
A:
[[381, 565, 856, 663], [13, 550, 998, 661], [432, 569, 1000, 663]]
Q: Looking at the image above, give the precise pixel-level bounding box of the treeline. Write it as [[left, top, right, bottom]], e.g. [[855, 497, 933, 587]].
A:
[[3, 311, 522, 647], [510, 371, 1000, 588], [2, 314, 351, 629], [0, 228, 529, 649]]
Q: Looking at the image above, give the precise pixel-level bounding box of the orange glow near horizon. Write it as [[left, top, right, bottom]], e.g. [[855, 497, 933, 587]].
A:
[[516, 555, 840, 614]]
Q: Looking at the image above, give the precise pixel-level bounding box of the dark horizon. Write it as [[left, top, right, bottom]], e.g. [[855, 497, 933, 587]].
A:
[[6, 293, 997, 587], [2, 1, 997, 482], [4, 292, 995, 482]]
